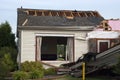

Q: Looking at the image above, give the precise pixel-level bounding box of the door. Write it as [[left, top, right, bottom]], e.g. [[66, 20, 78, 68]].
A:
[[98, 40, 110, 53], [99, 42, 108, 53]]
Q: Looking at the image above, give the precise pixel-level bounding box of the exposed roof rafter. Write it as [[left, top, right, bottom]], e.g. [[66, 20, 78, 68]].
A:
[[24, 9, 101, 18]]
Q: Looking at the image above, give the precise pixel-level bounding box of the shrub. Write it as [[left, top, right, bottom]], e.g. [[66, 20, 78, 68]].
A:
[[13, 71, 29, 80], [2, 53, 14, 70], [0, 53, 14, 79], [21, 61, 44, 72], [44, 68, 57, 75], [0, 47, 17, 71], [20, 61, 30, 72], [20, 61, 44, 78], [0, 47, 17, 63], [29, 70, 44, 79]]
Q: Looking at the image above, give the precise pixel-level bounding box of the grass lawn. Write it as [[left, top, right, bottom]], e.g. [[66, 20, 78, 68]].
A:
[[53, 75, 113, 80]]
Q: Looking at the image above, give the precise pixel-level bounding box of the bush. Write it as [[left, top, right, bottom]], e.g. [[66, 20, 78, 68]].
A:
[[0, 47, 17, 63], [0, 47, 17, 71], [1, 53, 14, 70], [21, 61, 44, 72], [20, 61, 30, 72], [13, 71, 29, 80], [44, 68, 57, 75], [29, 70, 44, 79], [0, 53, 14, 79], [20, 61, 44, 79]]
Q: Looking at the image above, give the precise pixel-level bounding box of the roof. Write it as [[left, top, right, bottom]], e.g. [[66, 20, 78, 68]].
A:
[[17, 8, 104, 27], [108, 19, 120, 31], [95, 19, 120, 31]]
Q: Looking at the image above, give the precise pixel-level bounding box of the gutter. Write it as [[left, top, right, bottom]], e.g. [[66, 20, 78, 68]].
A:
[[17, 26, 94, 31]]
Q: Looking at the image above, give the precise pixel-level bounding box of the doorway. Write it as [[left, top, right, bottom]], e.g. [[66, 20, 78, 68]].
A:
[[98, 40, 110, 53]]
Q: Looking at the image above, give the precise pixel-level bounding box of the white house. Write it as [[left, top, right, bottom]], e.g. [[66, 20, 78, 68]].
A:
[[17, 8, 104, 68]]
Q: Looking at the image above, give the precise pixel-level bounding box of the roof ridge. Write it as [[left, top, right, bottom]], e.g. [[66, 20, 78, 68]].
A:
[[17, 8, 97, 12], [18, 8, 102, 18], [17, 8, 104, 27]]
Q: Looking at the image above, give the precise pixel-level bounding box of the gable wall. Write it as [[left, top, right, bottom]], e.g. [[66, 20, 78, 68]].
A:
[[19, 29, 90, 63]]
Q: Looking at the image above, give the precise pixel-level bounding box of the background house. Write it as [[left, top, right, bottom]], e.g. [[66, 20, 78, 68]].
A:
[[87, 19, 120, 53], [17, 8, 104, 67]]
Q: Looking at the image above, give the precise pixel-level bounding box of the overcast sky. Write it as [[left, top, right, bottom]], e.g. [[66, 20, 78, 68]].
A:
[[0, 0, 120, 34]]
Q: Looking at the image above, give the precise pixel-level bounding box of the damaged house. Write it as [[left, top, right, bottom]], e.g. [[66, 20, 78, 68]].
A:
[[17, 8, 104, 67], [87, 19, 120, 53]]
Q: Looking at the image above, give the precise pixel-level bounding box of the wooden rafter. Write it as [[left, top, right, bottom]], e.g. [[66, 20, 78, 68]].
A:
[[42, 11, 45, 16], [71, 11, 74, 17], [77, 12, 80, 17], [90, 12, 95, 17], [22, 19, 28, 26], [63, 11, 66, 17], [24, 9, 102, 18], [34, 10, 37, 16], [84, 12, 88, 17], [56, 12, 59, 16], [49, 11, 52, 16]]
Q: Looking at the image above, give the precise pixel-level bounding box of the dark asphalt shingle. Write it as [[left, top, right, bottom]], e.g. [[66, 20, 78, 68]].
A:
[[17, 8, 104, 27]]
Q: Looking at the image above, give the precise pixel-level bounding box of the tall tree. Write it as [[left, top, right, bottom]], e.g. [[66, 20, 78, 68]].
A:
[[0, 21, 16, 49], [0, 21, 17, 79]]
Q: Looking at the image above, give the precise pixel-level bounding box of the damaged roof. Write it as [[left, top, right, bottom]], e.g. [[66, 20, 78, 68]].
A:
[[17, 8, 104, 26]]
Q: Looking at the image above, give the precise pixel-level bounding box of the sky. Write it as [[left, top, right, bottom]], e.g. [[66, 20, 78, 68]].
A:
[[0, 0, 120, 34]]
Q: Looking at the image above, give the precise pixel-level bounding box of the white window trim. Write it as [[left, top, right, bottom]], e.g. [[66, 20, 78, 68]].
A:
[[97, 40, 110, 53], [36, 34, 74, 62], [36, 33, 74, 37]]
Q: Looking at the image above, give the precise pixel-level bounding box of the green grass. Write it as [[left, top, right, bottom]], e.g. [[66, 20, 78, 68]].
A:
[[53, 75, 112, 80]]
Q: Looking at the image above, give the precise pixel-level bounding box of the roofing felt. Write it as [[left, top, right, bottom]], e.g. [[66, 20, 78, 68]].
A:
[[17, 8, 104, 27]]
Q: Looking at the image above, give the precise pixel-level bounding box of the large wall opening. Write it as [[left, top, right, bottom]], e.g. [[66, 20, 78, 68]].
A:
[[36, 36, 74, 62], [41, 37, 67, 61]]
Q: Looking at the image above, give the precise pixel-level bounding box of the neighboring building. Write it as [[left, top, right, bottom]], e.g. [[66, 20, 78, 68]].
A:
[[17, 8, 104, 67], [87, 19, 120, 53]]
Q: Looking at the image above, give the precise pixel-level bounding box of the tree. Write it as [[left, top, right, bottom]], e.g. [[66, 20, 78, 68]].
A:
[[0, 21, 17, 62], [0, 21, 16, 49], [0, 21, 17, 79], [0, 47, 17, 63], [0, 54, 14, 79]]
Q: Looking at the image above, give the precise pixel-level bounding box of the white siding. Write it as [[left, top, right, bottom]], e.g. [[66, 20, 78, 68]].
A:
[[75, 40, 88, 61], [20, 29, 90, 64], [21, 30, 35, 62], [74, 32, 88, 61]]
